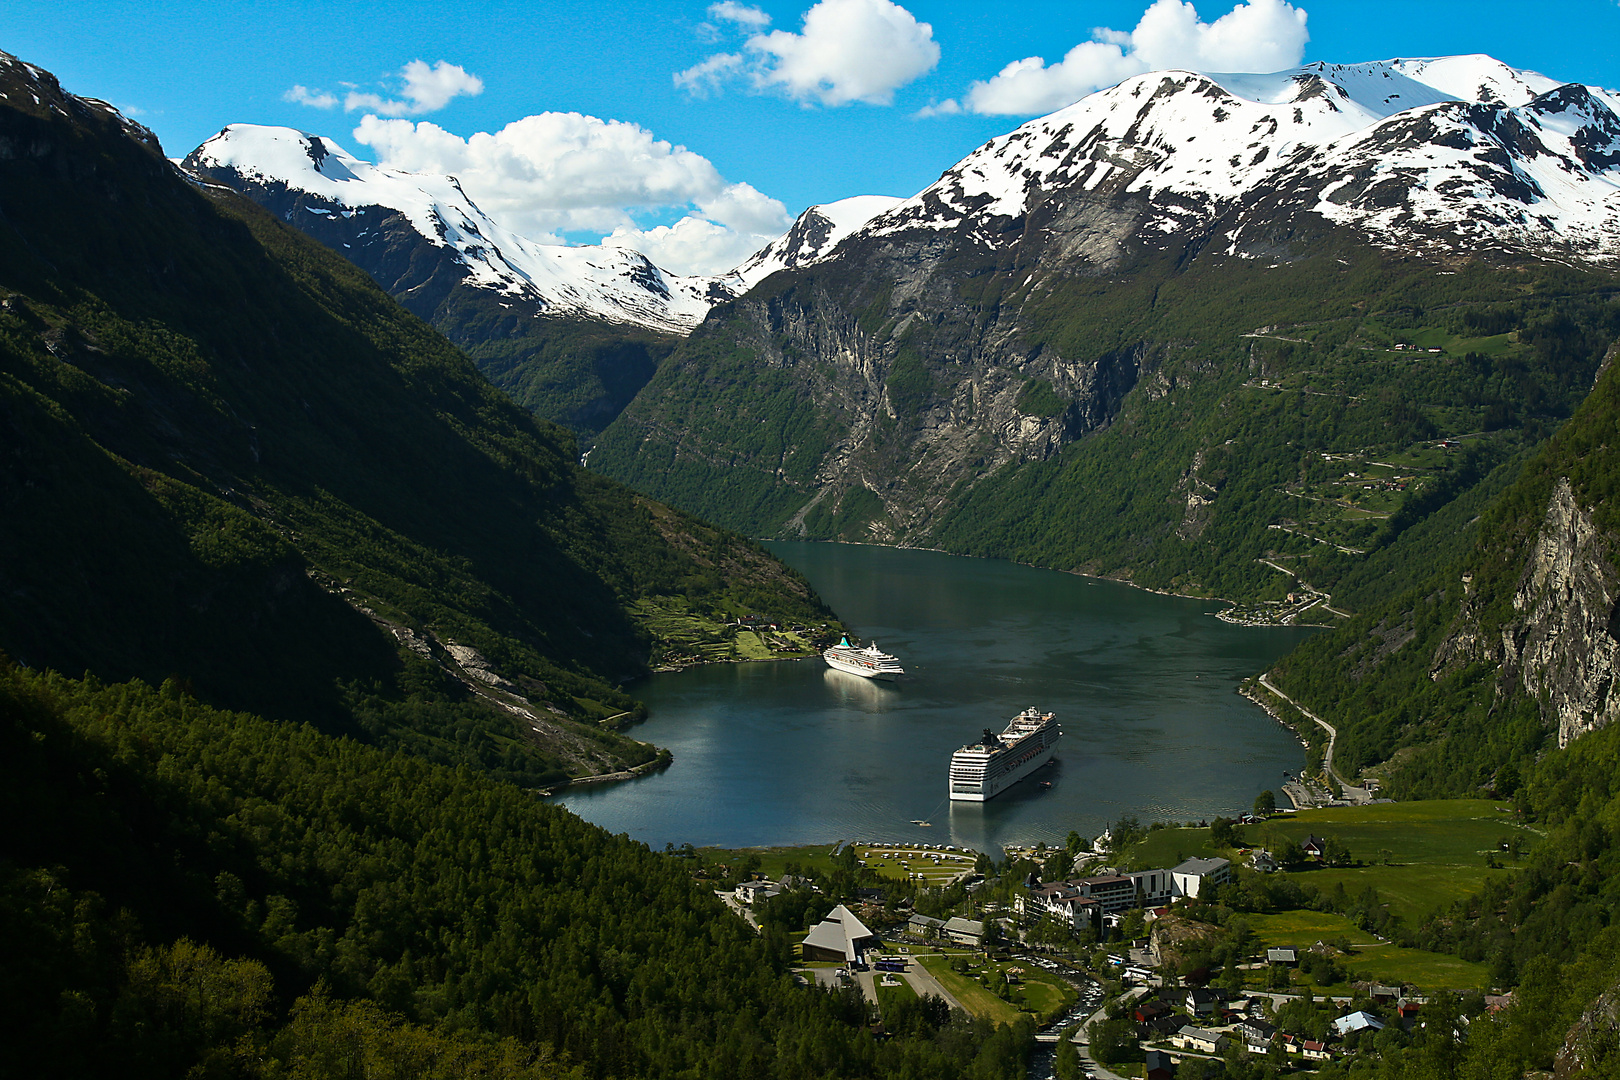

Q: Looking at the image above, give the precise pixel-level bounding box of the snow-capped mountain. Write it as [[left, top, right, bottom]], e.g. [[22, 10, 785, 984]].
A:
[[861, 55, 1620, 263], [184, 125, 729, 333], [184, 126, 904, 334], [586, 54, 1620, 557], [723, 195, 904, 292]]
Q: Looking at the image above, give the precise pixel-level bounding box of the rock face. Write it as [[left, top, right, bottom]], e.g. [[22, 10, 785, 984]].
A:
[[1505, 479, 1620, 746], [591, 54, 1620, 543], [1434, 478, 1620, 746], [1555, 978, 1620, 1079]]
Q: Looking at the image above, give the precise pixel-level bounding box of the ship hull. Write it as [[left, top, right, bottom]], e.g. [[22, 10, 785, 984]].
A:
[[822, 643, 903, 680], [949, 710, 1061, 802], [949, 737, 1060, 801]]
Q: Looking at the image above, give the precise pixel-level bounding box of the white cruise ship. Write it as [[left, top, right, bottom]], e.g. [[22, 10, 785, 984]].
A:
[[823, 637, 904, 680], [949, 708, 1062, 801]]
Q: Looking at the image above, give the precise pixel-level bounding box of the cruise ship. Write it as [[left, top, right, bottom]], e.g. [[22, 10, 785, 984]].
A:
[[823, 637, 904, 680], [949, 708, 1062, 801]]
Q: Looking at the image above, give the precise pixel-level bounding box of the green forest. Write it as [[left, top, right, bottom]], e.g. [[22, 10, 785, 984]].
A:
[[0, 62, 838, 789], [590, 230, 1620, 614], [1267, 312, 1620, 800], [0, 661, 1030, 1080]]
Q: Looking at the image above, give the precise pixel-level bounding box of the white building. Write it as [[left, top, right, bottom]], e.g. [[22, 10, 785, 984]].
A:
[[1170, 856, 1231, 899]]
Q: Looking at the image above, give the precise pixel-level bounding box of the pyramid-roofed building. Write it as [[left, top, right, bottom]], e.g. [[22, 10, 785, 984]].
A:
[[801, 904, 879, 964]]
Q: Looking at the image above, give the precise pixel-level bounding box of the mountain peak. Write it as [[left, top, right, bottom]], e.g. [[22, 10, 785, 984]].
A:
[[185, 123, 719, 333], [860, 54, 1620, 265], [725, 194, 904, 292]]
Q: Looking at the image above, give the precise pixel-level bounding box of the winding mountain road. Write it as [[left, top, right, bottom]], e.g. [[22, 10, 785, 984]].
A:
[[1259, 676, 1372, 804]]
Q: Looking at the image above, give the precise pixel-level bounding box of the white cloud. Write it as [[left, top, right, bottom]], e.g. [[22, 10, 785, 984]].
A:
[[709, 1, 771, 27], [284, 84, 339, 109], [960, 0, 1308, 116], [673, 52, 747, 96], [352, 112, 791, 275], [604, 214, 777, 276], [911, 98, 962, 119], [344, 60, 484, 116], [677, 0, 939, 107]]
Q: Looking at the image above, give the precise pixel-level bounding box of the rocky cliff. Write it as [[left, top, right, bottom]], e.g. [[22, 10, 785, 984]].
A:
[[1433, 476, 1620, 747], [591, 55, 1620, 575]]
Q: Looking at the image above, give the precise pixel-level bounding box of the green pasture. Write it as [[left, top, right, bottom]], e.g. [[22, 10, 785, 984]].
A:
[[1246, 910, 1380, 947], [1251, 799, 1533, 916], [910, 953, 1078, 1026], [699, 841, 973, 885], [1013, 966, 1080, 1024], [1342, 948, 1488, 991], [632, 597, 822, 663], [1246, 911, 1489, 991], [858, 844, 976, 885], [700, 843, 843, 879], [1287, 863, 1497, 921], [1117, 827, 1227, 871], [917, 955, 1022, 1024]]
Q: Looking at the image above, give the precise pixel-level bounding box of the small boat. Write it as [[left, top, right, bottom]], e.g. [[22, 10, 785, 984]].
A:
[[1037, 781, 1053, 790], [911, 819, 932, 827]]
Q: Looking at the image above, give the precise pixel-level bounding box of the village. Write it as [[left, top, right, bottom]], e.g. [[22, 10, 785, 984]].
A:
[[691, 795, 1529, 1078]]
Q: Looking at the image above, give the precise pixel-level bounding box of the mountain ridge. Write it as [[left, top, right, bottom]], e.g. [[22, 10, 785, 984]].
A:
[[585, 53, 1619, 617], [0, 46, 838, 786]]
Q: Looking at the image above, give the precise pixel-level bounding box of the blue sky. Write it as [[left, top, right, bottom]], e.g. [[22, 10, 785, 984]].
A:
[[3, 0, 1614, 273]]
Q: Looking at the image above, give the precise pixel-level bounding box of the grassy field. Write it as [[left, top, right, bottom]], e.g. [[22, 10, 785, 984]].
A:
[[1014, 966, 1080, 1024], [913, 953, 1078, 1025], [1114, 801, 1516, 991], [1118, 827, 1229, 872], [631, 596, 823, 664], [1250, 799, 1535, 920], [1341, 947, 1488, 990], [1246, 910, 1381, 947], [1244, 911, 1488, 991], [698, 842, 975, 885], [699, 843, 845, 879], [917, 955, 1023, 1025]]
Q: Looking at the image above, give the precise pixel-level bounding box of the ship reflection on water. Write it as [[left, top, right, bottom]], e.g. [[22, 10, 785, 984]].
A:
[[822, 666, 902, 708]]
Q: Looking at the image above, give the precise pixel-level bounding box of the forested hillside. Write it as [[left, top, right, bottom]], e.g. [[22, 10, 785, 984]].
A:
[[0, 661, 1031, 1080], [1267, 329, 1620, 799], [594, 243, 1618, 606], [0, 51, 837, 786], [1315, 719, 1620, 1078]]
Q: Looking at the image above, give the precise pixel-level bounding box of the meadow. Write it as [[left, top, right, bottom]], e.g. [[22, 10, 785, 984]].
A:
[[1120, 800, 1522, 990], [1244, 911, 1489, 991]]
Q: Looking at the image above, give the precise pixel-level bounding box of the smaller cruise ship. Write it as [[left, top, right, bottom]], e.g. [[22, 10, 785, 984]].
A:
[[823, 637, 904, 680], [949, 708, 1062, 802]]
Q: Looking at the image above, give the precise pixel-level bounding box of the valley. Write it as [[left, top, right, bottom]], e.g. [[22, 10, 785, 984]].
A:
[[3, 29, 1620, 1080]]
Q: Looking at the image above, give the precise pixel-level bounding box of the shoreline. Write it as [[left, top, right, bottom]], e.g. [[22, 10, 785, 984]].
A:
[[651, 652, 817, 674], [544, 751, 671, 795], [762, 537, 1338, 629]]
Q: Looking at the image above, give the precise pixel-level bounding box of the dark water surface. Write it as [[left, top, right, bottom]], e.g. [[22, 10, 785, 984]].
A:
[[556, 543, 1316, 852]]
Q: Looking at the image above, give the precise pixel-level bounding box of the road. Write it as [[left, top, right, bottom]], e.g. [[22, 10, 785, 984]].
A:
[[1259, 676, 1372, 803], [713, 889, 759, 927], [1069, 1000, 1132, 1080], [901, 957, 967, 1013]]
